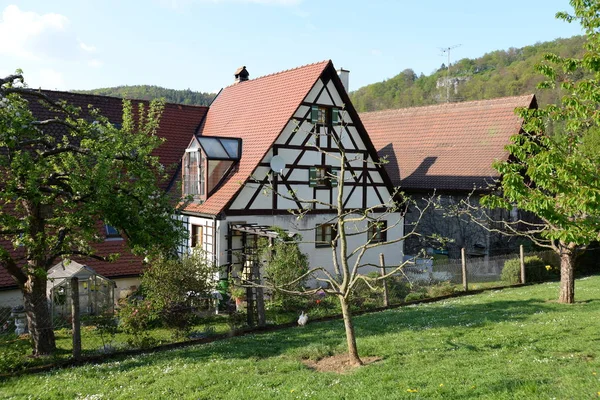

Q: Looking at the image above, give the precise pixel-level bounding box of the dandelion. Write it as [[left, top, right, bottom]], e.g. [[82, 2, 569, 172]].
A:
[[593, 372, 597, 375], [439, 383, 444, 387], [406, 389, 418, 393]]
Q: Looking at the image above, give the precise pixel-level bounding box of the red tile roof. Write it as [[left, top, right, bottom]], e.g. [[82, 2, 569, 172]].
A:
[[28, 90, 208, 190], [360, 95, 536, 192], [184, 60, 331, 215], [1, 92, 207, 289]]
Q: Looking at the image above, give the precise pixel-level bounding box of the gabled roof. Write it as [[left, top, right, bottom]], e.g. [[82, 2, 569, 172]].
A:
[[184, 60, 331, 215], [361, 95, 536, 192]]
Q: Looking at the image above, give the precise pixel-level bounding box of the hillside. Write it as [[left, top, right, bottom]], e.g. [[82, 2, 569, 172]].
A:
[[350, 35, 586, 112], [75, 85, 216, 106]]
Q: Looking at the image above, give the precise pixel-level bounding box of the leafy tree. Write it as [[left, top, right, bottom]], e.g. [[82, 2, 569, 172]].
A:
[[0, 73, 185, 355], [481, 1, 600, 303], [350, 35, 587, 111], [75, 85, 216, 106]]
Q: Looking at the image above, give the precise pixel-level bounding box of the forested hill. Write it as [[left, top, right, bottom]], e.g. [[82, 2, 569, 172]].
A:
[[75, 85, 216, 106], [350, 35, 586, 112]]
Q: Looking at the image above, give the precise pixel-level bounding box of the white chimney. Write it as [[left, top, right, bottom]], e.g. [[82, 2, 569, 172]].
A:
[[337, 68, 350, 93]]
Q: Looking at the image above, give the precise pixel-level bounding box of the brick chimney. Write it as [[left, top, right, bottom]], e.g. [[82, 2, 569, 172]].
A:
[[234, 66, 249, 83]]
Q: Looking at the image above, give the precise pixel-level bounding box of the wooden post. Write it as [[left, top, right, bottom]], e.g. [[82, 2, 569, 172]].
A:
[[461, 248, 468, 292], [254, 260, 266, 327], [70, 277, 81, 360], [379, 253, 389, 307], [520, 244, 526, 284]]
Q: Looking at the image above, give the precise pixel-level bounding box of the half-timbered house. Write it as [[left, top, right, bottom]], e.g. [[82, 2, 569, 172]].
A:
[[179, 61, 403, 282]]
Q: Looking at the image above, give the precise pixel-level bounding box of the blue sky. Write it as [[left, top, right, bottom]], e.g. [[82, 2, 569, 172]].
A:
[[0, 1, 584, 94]]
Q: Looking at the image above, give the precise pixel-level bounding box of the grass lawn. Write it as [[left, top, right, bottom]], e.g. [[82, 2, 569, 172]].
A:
[[2, 276, 600, 399]]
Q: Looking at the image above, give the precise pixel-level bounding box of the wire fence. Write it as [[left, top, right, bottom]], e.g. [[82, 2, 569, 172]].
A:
[[0, 246, 561, 374], [402, 248, 557, 286]]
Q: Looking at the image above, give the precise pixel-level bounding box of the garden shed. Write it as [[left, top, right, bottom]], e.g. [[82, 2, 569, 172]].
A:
[[47, 260, 115, 320]]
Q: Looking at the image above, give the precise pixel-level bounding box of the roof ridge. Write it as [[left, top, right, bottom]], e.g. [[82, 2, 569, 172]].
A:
[[360, 94, 535, 116], [222, 60, 331, 90]]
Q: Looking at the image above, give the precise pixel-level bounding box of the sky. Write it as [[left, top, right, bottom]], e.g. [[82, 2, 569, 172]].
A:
[[0, 0, 585, 94]]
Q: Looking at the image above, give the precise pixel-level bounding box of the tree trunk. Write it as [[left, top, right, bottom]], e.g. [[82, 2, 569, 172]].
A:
[[339, 295, 363, 366], [558, 242, 576, 304], [22, 274, 56, 355]]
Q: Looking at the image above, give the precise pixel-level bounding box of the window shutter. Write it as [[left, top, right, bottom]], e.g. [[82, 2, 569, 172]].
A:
[[311, 105, 319, 123], [330, 167, 340, 187], [309, 167, 317, 187], [332, 108, 339, 124]]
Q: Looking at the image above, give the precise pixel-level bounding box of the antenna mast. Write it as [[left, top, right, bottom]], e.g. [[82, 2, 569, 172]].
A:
[[440, 44, 462, 102]]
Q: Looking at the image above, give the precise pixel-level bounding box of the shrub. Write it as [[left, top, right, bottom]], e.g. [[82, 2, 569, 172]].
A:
[[117, 298, 157, 348], [427, 281, 456, 298], [387, 276, 412, 303], [261, 230, 309, 310], [141, 249, 216, 334], [501, 255, 553, 284], [405, 290, 427, 302]]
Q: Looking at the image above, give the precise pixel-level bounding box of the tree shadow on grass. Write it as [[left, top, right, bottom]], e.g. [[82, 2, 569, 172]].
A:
[[98, 297, 575, 373]]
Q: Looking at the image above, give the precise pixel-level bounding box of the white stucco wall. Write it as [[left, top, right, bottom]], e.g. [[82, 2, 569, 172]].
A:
[[223, 212, 404, 283]]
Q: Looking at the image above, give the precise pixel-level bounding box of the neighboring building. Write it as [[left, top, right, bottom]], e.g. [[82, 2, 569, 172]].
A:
[[0, 91, 208, 306], [178, 61, 403, 282], [360, 95, 537, 258]]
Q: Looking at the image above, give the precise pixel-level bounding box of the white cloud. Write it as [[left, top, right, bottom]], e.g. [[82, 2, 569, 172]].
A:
[[0, 5, 99, 63], [79, 40, 96, 53]]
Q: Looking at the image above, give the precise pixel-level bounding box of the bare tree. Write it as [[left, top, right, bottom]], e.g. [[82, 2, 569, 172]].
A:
[[241, 113, 435, 366]]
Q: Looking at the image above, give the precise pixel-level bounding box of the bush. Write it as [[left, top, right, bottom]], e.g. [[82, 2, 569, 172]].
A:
[[261, 230, 309, 310], [501, 255, 553, 284], [387, 276, 412, 303], [405, 290, 427, 302], [141, 249, 216, 334], [117, 298, 158, 348], [427, 281, 456, 298]]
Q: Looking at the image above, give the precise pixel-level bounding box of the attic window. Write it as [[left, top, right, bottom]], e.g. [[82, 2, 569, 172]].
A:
[[183, 136, 242, 199], [311, 106, 340, 125]]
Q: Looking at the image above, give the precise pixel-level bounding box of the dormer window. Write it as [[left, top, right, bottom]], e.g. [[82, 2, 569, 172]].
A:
[[183, 136, 242, 200]]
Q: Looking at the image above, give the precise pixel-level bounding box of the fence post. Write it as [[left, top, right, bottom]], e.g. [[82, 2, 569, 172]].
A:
[[461, 248, 468, 292], [520, 244, 526, 284], [70, 277, 81, 360], [379, 253, 389, 307]]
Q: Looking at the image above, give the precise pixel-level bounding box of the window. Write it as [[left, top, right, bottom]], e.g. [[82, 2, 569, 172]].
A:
[[191, 224, 203, 248], [310, 106, 340, 125], [183, 149, 204, 197], [182, 136, 241, 199], [368, 221, 387, 243], [105, 224, 120, 239], [309, 166, 339, 187], [316, 223, 337, 247]]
